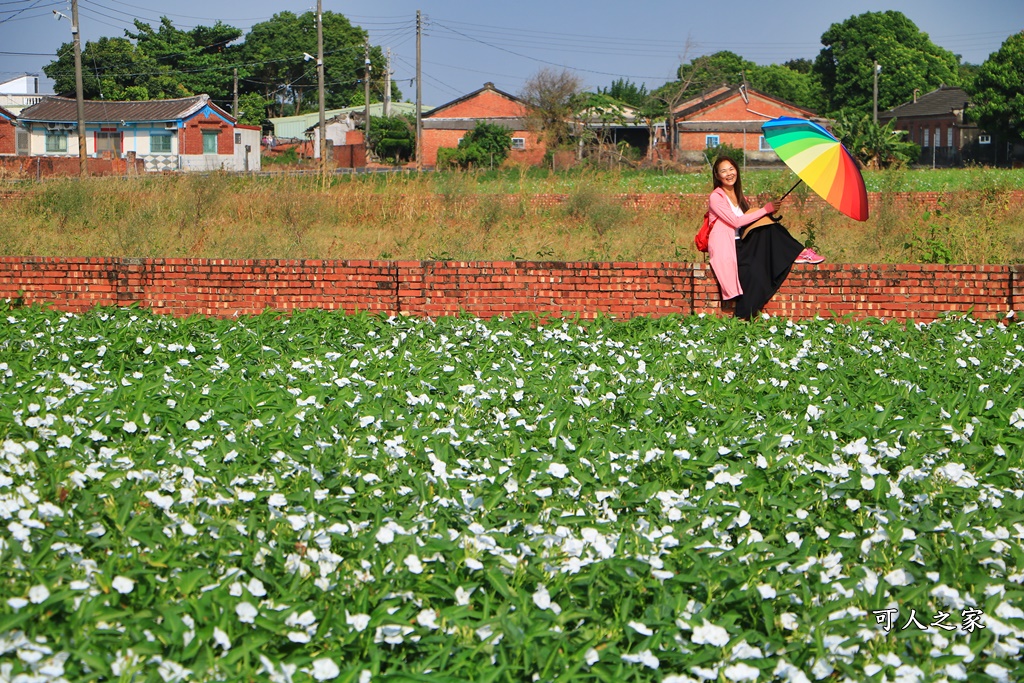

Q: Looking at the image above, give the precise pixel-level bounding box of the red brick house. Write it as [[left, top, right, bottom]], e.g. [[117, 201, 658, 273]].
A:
[[672, 86, 819, 165], [421, 83, 545, 167], [878, 86, 996, 167], [0, 105, 17, 156]]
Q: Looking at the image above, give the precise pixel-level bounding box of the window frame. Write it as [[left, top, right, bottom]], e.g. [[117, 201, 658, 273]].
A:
[[45, 130, 69, 153], [758, 135, 771, 152], [705, 134, 720, 148], [151, 133, 172, 154], [511, 137, 526, 150], [202, 130, 219, 155]]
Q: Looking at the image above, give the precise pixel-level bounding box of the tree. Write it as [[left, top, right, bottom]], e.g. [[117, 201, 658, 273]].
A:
[[368, 114, 415, 163], [812, 11, 960, 116], [675, 51, 755, 95], [44, 36, 158, 99], [965, 32, 1024, 142], [746, 63, 822, 110], [236, 92, 272, 126], [241, 11, 398, 116], [520, 67, 584, 148], [437, 121, 512, 169], [597, 78, 648, 108], [831, 109, 919, 168], [126, 18, 242, 102]]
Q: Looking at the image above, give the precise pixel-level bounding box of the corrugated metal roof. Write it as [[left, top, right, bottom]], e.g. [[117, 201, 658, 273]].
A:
[[17, 95, 224, 123], [271, 102, 421, 138], [879, 86, 970, 120]]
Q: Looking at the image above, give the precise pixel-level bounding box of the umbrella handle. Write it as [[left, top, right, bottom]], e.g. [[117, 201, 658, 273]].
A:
[[778, 178, 804, 202]]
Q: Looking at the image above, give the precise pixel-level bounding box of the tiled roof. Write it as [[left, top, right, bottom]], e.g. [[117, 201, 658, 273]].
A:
[[880, 86, 971, 120], [0, 105, 16, 121], [17, 95, 228, 123]]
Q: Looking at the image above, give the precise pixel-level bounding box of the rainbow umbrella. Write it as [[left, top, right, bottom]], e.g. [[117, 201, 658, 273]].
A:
[[761, 116, 869, 221]]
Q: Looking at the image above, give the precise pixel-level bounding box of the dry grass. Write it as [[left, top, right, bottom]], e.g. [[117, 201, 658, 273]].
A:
[[1, 171, 1022, 264]]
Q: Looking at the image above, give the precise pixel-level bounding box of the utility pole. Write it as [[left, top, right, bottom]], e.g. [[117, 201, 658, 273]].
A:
[[363, 40, 371, 143], [415, 10, 422, 170], [316, 0, 327, 183], [872, 61, 880, 124], [71, 0, 87, 177], [384, 48, 392, 118], [233, 68, 239, 118]]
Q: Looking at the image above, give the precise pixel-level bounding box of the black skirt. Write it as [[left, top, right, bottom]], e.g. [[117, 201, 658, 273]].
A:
[[733, 222, 803, 319]]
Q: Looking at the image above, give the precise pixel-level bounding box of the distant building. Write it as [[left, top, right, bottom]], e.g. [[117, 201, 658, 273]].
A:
[[301, 102, 420, 159], [0, 75, 48, 115], [672, 85, 820, 165], [878, 85, 1011, 167], [17, 94, 260, 172], [421, 83, 544, 167]]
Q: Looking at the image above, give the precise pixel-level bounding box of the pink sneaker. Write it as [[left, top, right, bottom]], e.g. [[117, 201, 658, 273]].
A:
[[795, 247, 825, 264]]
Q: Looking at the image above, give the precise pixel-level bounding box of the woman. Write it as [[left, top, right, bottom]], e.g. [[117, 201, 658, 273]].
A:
[[707, 156, 821, 319]]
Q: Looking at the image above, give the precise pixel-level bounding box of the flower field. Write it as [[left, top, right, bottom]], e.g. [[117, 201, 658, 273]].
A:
[[1, 305, 1023, 683]]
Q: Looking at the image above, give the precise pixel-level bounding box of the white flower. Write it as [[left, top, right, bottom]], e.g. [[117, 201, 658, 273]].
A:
[[779, 613, 799, 631], [416, 609, 439, 629], [692, 619, 730, 647], [723, 662, 760, 682], [346, 611, 371, 632], [533, 584, 552, 610], [287, 631, 311, 643], [112, 576, 135, 594], [628, 620, 653, 636], [756, 584, 777, 599], [247, 578, 266, 597], [404, 554, 423, 574], [883, 568, 914, 586], [547, 462, 569, 478], [185, 420, 201, 431], [7, 597, 28, 611], [620, 650, 659, 669], [376, 527, 395, 544], [455, 586, 473, 606], [123, 421, 138, 433], [584, 648, 599, 666], [236, 602, 258, 623], [212, 627, 231, 650], [28, 585, 50, 604], [359, 416, 375, 428], [311, 658, 340, 681]]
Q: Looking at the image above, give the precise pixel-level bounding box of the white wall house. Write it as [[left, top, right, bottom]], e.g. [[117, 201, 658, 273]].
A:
[[17, 94, 260, 173]]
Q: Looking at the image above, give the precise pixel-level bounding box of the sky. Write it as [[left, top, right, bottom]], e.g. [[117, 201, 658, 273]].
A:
[[2, 0, 1022, 109]]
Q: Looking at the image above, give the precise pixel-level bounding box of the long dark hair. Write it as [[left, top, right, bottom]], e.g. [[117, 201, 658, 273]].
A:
[[712, 155, 750, 212]]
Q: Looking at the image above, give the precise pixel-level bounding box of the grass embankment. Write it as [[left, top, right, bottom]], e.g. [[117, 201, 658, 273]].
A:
[[1, 167, 1022, 264]]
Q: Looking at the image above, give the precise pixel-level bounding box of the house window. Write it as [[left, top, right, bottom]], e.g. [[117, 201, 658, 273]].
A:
[[151, 133, 172, 154], [705, 135, 720, 148], [511, 137, 525, 150], [202, 131, 219, 155], [96, 132, 121, 157], [947, 128, 954, 147], [979, 134, 991, 145], [45, 130, 68, 153], [758, 135, 771, 151], [235, 132, 242, 144], [923, 128, 929, 148]]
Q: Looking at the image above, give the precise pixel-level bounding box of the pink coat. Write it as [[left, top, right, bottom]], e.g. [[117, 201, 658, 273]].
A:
[[707, 187, 771, 300]]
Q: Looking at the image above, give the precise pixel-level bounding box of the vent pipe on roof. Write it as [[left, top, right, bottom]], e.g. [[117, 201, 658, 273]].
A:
[[913, 89, 919, 103]]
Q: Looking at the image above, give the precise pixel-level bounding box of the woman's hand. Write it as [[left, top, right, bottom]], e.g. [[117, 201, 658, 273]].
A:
[[763, 201, 776, 215]]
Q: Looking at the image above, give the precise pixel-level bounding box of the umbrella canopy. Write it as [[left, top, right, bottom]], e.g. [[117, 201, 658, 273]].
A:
[[761, 116, 869, 222]]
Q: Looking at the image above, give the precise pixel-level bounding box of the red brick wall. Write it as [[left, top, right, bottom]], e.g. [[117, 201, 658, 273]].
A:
[[0, 155, 144, 177], [432, 90, 528, 119], [1, 257, 1019, 322], [0, 118, 15, 155], [181, 114, 234, 156]]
